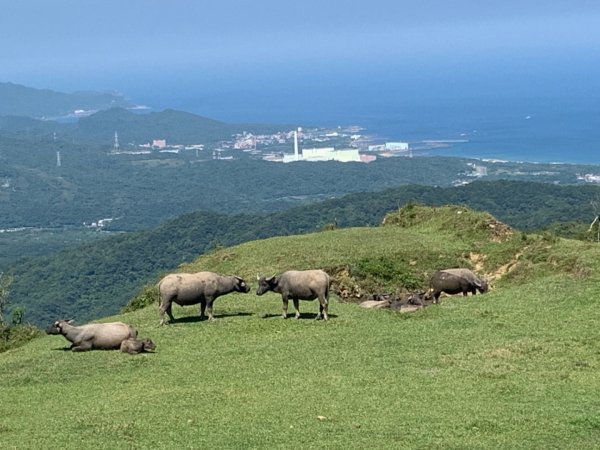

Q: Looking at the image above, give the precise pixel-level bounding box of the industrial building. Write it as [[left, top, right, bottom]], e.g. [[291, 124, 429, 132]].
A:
[[367, 141, 410, 152], [278, 129, 373, 163]]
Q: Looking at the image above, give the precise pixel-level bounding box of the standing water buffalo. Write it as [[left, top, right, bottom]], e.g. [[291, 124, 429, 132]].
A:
[[46, 320, 137, 351], [256, 269, 331, 320], [429, 268, 488, 304], [158, 272, 251, 325]]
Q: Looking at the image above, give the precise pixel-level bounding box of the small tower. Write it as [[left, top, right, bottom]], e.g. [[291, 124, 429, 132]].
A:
[[114, 131, 120, 152], [56, 151, 61, 167], [294, 129, 299, 161]]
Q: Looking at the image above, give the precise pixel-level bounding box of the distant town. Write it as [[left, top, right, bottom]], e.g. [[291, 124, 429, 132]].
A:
[[109, 125, 417, 164], [105, 124, 600, 188]]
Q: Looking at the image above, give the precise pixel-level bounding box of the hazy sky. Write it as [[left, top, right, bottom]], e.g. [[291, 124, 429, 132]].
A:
[[2, 1, 600, 119]]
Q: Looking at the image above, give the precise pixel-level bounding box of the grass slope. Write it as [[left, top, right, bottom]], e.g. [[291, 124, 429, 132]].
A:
[[1, 207, 599, 449]]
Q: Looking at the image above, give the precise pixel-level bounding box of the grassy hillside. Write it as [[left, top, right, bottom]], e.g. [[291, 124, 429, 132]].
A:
[[7, 181, 600, 327], [1, 207, 599, 448]]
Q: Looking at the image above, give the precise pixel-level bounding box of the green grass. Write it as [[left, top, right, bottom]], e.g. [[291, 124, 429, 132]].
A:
[[1, 207, 600, 449]]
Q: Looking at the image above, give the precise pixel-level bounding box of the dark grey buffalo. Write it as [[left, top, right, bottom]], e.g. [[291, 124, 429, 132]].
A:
[[46, 320, 137, 351], [256, 269, 331, 320], [429, 268, 488, 304], [158, 272, 251, 325]]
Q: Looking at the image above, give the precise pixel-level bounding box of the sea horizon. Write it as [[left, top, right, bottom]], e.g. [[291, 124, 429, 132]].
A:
[[142, 88, 600, 166]]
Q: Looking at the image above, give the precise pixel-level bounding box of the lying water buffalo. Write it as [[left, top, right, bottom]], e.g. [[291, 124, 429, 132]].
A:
[[256, 269, 331, 320], [359, 291, 433, 311], [158, 272, 251, 325], [46, 320, 137, 352], [120, 338, 156, 354], [429, 268, 488, 304], [390, 291, 433, 310]]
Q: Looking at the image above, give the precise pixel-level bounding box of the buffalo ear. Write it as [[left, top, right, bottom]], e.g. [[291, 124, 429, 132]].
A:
[[256, 274, 260, 281]]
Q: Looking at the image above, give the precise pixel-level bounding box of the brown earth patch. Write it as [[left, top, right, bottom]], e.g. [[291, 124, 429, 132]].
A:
[[485, 218, 513, 242]]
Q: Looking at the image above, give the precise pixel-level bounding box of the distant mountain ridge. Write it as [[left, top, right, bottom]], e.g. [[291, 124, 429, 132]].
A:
[[0, 80, 293, 145], [0, 105, 291, 146], [73, 107, 285, 144], [0, 82, 133, 118]]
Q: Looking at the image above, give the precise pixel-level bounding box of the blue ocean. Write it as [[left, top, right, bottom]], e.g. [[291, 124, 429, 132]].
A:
[[354, 98, 600, 165], [128, 79, 600, 165]]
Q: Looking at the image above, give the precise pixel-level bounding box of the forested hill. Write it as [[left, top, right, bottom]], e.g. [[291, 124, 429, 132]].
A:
[[0, 106, 291, 146], [6, 179, 600, 326], [0, 82, 131, 118], [72, 108, 290, 144]]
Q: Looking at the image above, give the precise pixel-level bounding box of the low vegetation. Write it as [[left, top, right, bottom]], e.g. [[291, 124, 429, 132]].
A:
[[0, 324, 43, 354], [2, 206, 597, 448], [0, 272, 42, 353]]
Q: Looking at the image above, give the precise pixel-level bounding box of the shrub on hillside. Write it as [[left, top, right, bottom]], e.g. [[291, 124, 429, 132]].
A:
[[383, 204, 513, 242], [350, 257, 425, 292], [122, 284, 158, 313], [0, 324, 43, 354]]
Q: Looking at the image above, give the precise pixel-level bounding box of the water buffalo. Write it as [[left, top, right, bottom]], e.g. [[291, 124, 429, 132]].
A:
[[256, 269, 330, 320], [120, 338, 156, 354], [46, 320, 137, 352], [158, 272, 251, 325], [429, 268, 488, 304]]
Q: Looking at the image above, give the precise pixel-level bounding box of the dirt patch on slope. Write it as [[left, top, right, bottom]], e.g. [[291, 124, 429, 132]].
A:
[[484, 218, 513, 242], [468, 251, 522, 285]]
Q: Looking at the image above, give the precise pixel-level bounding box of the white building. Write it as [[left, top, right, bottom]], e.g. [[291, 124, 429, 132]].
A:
[[367, 142, 409, 152], [152, 139, 167, 149], [385, 142, 409, 151], [281, 147, 362, 163]]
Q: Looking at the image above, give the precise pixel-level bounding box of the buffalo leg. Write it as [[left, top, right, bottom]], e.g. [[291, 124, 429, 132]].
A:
[[159, 301, 175, 326], [316, 298, 329, 320], [71, 340, 93, 352], [199, 300, 207, 320], [282, 295, 289, 319], [166, 304, 175, 321], [206, 298, 215, 321], [293, 299, 300, 319], [159, 308, 166, 326]]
